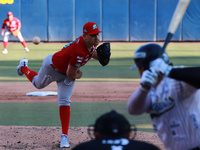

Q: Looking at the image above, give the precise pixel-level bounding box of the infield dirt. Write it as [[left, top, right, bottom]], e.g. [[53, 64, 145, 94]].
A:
[[0, 82, 165, 150]]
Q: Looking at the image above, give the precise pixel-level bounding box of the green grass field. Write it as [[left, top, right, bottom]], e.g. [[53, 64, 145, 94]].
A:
[[0, 42, 200, 132], [1, 42, 200, 82]]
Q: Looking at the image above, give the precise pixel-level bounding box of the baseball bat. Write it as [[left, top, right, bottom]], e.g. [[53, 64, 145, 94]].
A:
[[143, 0, 191, 89], [160, 0, 191, 55]]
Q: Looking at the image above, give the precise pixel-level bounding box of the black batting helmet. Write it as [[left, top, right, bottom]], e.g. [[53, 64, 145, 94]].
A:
[[94, 110, 131, 138], [133, 43, 169, 69]]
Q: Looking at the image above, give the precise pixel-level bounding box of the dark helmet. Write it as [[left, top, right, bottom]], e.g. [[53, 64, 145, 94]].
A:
[[133, 43, 169, 69], [94, 110, 131, 138]]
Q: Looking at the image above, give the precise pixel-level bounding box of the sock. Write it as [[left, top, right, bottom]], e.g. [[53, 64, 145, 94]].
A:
[[21, 67, 38, 82], [21, 40, 27, 48], [3, 42, 8, 49], [59, 106, 70, 135]]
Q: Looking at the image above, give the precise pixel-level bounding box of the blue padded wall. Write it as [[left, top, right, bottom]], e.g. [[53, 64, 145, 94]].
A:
[[130, 0, 156, 41], [21, 0, 48, 41], [48, 0, 74, 42], [182, 0, 200, 41], [75, 0, 101, 40], [102, 0, 129, 41], [0, 0, 20, 41], [157, 0, 181, 41], [0, 0, 200, 42]]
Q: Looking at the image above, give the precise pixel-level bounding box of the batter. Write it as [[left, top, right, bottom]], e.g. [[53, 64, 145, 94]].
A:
[[127, 43, 200, 150]]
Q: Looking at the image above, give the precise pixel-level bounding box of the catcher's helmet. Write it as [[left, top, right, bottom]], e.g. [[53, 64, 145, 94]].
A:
[[133, 43, 169, 69], [94, 110, 131, 138]]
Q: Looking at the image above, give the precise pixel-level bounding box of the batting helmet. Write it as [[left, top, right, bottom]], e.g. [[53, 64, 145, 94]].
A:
[[94, 110, 131, 138], [133, 43, 169, 69]]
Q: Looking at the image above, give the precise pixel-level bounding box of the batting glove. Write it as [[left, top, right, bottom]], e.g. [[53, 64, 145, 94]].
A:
[[140, 69, 158, 89], [150, 58, 172, 76]]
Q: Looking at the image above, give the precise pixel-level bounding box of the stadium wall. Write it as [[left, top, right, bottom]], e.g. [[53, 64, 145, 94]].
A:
[[0, 0, 200, 42]]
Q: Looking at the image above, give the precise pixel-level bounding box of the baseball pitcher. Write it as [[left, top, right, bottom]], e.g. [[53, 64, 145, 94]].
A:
[[1, 11, 29, 54], [127, 43, 200, 150], [16, 22, 111, 148]]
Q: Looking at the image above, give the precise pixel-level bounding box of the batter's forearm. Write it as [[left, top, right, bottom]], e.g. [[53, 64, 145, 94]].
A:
[[127, 86, 150, 115], [169, 67, 200, 88]]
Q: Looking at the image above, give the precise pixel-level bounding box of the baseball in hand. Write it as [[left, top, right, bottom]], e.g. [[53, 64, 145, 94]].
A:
[[76, 69, 83, 79], [32, 36, 40, 45]]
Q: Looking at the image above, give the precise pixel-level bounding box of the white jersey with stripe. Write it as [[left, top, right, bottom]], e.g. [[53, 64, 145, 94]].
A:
[[148, 77, 200, 150]]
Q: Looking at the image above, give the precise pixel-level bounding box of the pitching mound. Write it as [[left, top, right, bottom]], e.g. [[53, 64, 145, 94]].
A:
[[0, 82, 165, 150]]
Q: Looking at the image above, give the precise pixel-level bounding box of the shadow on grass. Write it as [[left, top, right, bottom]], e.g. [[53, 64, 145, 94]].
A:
[[0, 56, 200, 81]]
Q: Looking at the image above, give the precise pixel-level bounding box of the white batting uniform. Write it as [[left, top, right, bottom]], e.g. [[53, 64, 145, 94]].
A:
[[147, 77, 200, 150]]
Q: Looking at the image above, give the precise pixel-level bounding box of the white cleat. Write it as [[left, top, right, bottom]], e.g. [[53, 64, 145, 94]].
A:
[[2, 49, 8, 54], [25, 47, 29, 52], [16, 58, 28, 76], [60, 134, 70, 148]]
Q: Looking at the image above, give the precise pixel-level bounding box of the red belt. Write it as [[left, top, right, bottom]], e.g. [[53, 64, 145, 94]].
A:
[[50, 64, 66, 75], [50, 64, 58, 71]]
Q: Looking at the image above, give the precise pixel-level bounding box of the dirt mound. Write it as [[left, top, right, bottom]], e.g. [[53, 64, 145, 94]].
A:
[[0, 126, 165, 150], [0, 82, 165, 150]]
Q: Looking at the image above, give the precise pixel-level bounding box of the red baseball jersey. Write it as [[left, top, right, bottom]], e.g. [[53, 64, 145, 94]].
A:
[[52, 36, 95, 74], [1, 17, 21, 32]]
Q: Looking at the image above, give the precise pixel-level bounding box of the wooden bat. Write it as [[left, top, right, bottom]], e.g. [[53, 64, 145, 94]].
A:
[[143, 0, 191, 88], [160, 0, 191, 56]]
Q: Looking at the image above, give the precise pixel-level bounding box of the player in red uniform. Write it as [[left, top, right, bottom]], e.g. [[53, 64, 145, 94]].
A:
[[1, 11, 29, 54], [16, 22, 105, 148]]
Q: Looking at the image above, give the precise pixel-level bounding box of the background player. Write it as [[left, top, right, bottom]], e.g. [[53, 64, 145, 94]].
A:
[[127, 43, 200, 150], [72, 110, 160, 150], [16, 22, 110, 148], [1, 11, 29, 54]]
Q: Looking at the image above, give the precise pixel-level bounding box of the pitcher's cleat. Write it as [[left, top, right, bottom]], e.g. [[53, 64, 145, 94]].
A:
[[2, 49, 8, 54], [60, 134, 70, 148], [16, 58, 28, 76], [25, 47, 29, 52]]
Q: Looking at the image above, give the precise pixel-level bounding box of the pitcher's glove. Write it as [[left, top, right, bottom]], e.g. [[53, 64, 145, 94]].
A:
[[12, 29, 19, 37], [96, 42, 111, 66]]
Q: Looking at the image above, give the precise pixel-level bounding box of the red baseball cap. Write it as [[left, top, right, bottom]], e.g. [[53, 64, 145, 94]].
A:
[[7, 11, 13, 16], [83, 22, 102, 35]]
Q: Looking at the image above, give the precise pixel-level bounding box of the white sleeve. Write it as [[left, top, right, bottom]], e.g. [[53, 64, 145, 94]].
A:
[[127, 86, 151, 115]]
